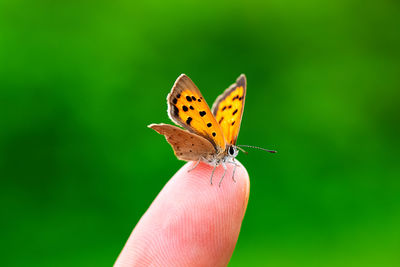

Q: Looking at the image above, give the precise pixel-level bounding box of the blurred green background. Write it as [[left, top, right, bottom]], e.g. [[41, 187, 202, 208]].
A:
[[1, 0, 400, 266]]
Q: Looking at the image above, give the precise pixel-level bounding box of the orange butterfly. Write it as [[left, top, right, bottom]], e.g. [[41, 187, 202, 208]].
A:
[[149, 74, 276, 186]]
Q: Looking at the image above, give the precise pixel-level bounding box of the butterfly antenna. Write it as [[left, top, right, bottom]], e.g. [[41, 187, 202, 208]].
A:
[[236, 146, 248, 155], [237, 145, 277, 153]]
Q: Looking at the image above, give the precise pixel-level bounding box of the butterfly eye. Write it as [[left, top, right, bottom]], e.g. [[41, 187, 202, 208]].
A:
[[229, 146, 235, 156]]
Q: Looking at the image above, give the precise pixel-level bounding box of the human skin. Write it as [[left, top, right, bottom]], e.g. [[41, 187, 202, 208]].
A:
[[115, 161, 250, 267]]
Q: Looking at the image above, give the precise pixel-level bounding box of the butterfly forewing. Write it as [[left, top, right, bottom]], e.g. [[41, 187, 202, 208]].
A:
[[212, 74, 246, 145], [167, 74, 226, 152]]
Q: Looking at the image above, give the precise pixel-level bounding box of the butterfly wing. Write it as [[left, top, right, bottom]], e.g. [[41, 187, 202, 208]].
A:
[[167, 74, 226, 152], [148, 123, 216, 162], [211, 74, 246, 145]]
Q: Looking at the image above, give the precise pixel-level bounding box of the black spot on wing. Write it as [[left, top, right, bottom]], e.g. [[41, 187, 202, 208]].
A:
[[173, 105, 179, 116], [172, 98, 178, 104], [186, 117, 192, 125], [231, 121, 235, 125], [218, 117, 224, 124], [191, 96, 196, 101], [212, 132, 216, 137], [190, 105, 194, 110], [233, 109, 238, 115], [228, 105, 232, 109], [186, 96, 192, 102], [197, 98, 201, 102], [182, 105, 188, 112], [199, 111, 206, 117], [222, 106, 227, 111], [207, 123, 212, 127], [177, 93, 181, 98]]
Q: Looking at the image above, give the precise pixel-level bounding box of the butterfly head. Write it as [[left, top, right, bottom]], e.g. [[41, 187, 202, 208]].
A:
[[227, 145, 239, 158]]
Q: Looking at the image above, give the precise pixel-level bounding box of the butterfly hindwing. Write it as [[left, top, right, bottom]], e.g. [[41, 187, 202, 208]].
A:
[[148, 123, 216, 162], [212, 74, 246, 145], [167, 74, 226, 152]]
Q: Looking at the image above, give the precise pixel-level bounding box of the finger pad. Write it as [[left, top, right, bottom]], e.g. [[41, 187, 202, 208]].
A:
[[116, 162, 250, 266]]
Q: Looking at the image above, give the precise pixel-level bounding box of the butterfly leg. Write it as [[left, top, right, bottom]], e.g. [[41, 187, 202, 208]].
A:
[[230, 159, 240, 183], [218, 162, 227, 187], [210, 165, 217, 185], [232, 163, 237, 183], [188, 158, 202, 172]]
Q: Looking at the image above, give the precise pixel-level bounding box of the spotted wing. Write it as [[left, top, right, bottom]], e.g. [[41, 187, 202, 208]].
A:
[[148, 123, 215, 162], [167, 74, 226, 152], [211, 74, 246, 145]]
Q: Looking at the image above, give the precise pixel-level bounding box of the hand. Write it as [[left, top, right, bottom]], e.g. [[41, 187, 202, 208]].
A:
[[115, 161, 250, 266]]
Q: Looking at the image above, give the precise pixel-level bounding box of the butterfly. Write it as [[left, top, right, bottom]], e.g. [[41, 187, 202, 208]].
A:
[[149, 74, 276, 186]]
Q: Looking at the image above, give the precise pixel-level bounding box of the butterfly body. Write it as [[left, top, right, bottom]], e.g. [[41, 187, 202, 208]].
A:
[[149, 74, 247, 185]]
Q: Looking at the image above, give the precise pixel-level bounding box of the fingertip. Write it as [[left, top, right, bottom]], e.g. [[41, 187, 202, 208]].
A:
[[116, 161, 250, 266], [177, 161, 249, 207], [168, 161, 250, 222]]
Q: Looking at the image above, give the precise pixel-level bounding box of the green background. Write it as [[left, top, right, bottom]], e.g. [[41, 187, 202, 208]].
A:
[[1, 0, 399, 266]]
